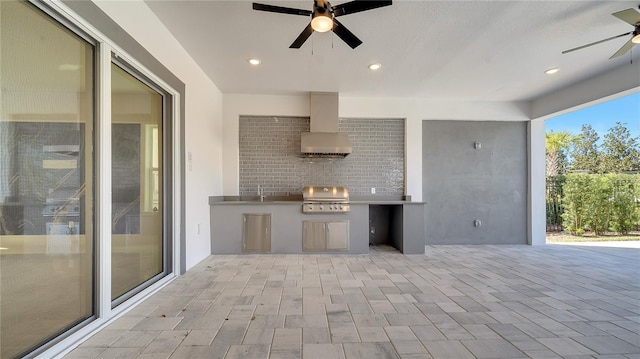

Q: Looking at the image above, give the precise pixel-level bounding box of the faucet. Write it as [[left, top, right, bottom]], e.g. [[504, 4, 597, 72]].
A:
[[258, 185, 266, 202]]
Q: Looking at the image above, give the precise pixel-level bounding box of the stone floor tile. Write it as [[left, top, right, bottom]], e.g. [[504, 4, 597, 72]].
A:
[[386, 294, 417, 304], [111, 331, 160, 348], [571, 335, 640, 355], [242, 327, 274, 344], [61, 245, 640, 359], [385, 313, 431, 326], [384, 326, 417, 342], [357, 326, 390, 343], [181, 329, 218, 346], [95, 347, 142, 359], [487, 323, 536, 342], [537, 337, 598, 356], [330, 325, 361, 343], [343, 342, 399, 359], [511, 340, 549, 351], [103, 316, 145, 331], [302, 343, 345, 359], [131, 317, 183, 331], [433, 322, 474, 340], [421, 340, 474, 358], [225, 344, 270, 359], [212, 323, 248, 346], [136, 353, 171, 359], [449, 312, 497, 325], [410, 325, 446, 342], [462, 324, 501, 339], [513, 322, 556, 339], [461, 338, 527, 358], [400, 355, 433, 359], [368, 300, 398, 314], [303, 327, 331, 344], [268, 348, 301, 359], [140, 330, 188, 354], [272, 328, 301, 349], [284, 314, 328, 328], [63, 347, 106, 358], [392, 340, 428, 355], [391, 303, 422, 314], [522, 349, 563, 358], [352, 313, 389, 327], [80, 331, 125, 348]]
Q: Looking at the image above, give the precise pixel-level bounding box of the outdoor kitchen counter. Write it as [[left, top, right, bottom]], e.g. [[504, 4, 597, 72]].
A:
[[209, 197, 425, 255]]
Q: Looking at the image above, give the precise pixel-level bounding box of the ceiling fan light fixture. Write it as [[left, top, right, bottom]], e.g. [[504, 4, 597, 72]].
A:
[[545, 68, 559, 75], [311, 13, 333, 32], [632, 32, 640, 44], [368, 63, 382, 70]]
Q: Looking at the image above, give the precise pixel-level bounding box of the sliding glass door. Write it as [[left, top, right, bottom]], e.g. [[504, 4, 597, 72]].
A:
[[0, 1, 95, 357], [1, 1, 174, 357], [111, 62, 166, 303]]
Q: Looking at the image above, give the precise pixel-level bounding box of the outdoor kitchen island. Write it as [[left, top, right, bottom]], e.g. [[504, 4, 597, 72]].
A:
[[208, 197, 425, 255]]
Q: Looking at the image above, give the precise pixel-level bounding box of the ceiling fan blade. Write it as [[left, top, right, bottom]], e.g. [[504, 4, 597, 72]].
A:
[[610, 38, 635, 59], [332, 18, 363, 49], [612, 8, 640, 26], [290, 23, 314, 48], [253, 3, 312, 16], [332, 0, 392, 17], [562, 32, 631, 54]]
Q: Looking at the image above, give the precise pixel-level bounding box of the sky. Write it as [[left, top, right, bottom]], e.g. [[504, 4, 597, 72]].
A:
[[545, 92, 640, 141]]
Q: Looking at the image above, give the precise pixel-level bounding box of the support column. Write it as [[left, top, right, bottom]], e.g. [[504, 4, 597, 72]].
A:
[[528, 119, 546, 245]]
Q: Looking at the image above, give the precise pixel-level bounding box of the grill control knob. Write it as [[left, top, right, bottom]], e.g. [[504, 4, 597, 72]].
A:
[[319, 205, 324, 211], [339, 205, 344, 210]]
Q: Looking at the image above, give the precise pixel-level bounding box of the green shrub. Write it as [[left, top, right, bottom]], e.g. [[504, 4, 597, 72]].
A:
[[557, 173, 639, 235], [585, 175, 612, 235], [609, 174, 639, 234], [561, 174, 591, 235], [546, 175, 565, 230]]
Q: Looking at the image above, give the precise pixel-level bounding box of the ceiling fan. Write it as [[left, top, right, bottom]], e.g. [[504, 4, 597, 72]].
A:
[[252, 0, 392, 49], [562, 6, 640, 59]]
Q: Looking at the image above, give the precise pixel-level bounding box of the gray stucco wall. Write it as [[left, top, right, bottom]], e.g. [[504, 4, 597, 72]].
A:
[[422, 121, 527, 244]]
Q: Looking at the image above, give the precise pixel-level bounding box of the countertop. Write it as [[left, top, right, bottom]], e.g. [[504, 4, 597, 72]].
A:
[[209, 196, 425, 206]]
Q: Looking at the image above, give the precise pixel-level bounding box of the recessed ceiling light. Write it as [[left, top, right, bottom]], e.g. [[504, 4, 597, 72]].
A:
[[368, 63, 382, 71], [248, 58, 261, 66], [545, 68, 559, 75]]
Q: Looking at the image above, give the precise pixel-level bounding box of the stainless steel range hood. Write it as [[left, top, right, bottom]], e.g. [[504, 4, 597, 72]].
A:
[[300, 92, 352, 158]]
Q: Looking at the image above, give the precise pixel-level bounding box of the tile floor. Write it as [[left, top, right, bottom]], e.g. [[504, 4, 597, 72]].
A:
[[64, 244, 640, 359]]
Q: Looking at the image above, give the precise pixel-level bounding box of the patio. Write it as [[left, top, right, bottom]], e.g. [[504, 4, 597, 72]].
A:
[[64, 244, 640, 358]]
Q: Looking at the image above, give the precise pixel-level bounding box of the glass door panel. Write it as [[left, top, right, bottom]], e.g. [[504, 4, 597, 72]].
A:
[[111, 63, 164, 302], [0, 1, 95, 357]]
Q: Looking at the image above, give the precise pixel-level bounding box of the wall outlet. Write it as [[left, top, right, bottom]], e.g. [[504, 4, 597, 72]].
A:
[[474, 219, 482, 227], [371, 187, 376, 194]]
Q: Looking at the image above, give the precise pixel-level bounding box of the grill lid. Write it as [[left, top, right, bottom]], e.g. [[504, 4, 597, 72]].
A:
[[303, 186, 349, 202]]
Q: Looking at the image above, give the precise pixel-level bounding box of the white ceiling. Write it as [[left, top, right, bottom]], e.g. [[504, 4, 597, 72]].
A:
[[144, 0, 640, 102]]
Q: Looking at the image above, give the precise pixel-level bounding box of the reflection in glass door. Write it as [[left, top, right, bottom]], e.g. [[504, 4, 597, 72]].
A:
[[0, 1, 94, 357], [111, 62, 165, 302]]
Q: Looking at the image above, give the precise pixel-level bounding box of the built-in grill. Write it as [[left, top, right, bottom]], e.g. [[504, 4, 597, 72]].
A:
[[302, 186, 350, 214]]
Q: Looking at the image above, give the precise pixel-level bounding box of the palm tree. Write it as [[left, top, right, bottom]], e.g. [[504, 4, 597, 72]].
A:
[[546, 130, 574, 176]]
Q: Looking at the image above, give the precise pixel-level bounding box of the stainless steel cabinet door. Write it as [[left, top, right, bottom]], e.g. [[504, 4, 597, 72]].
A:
[[326, 221, 349, 250], [243, 214, 271, 252], [303, 220, 349, 252], [302, 221, 326, 251]]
